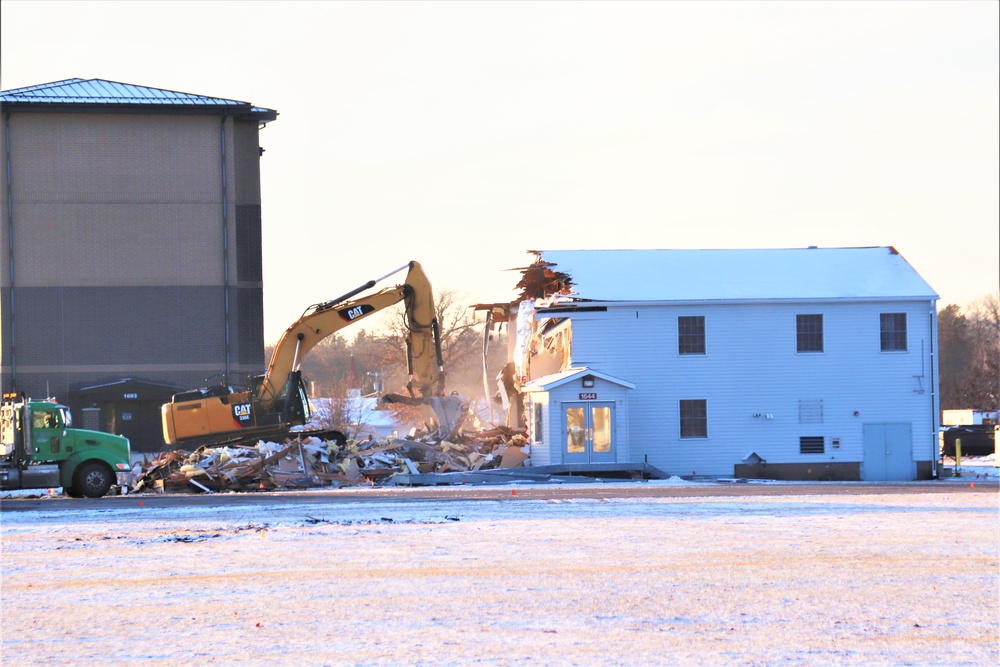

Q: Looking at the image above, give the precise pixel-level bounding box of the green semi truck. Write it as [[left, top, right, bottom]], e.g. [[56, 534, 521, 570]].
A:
[[1, 392, 132, 497]]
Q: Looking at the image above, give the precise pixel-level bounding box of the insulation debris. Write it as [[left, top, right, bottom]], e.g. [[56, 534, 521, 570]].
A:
[[132, 426, 529, 494]]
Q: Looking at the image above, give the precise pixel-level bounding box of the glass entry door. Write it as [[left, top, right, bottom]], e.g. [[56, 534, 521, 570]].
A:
[[564, 402, 615, 464]]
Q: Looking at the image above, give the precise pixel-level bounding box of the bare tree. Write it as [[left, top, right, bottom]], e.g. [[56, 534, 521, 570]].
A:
[[963, 292, 1000, 412], [377, 289, 485, 393], [268, 291, 508, 433], [938, 292, 1000, 411], [362, 290, 506, 429], [307, 375, 383, 441], [938, 304, 975, 409]]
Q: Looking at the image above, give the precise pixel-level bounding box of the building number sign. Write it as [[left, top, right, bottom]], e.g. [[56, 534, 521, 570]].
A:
[[579, 392, 598, 400]]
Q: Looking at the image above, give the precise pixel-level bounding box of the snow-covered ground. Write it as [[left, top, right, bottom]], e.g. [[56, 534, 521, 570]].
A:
[[1, 479, 997, 666], [2, 455, 996, 501], [940, 454, 998, 480]]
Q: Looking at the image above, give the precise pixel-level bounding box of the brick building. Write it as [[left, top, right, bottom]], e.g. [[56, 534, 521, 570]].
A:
[[1, 78, 277, 450]]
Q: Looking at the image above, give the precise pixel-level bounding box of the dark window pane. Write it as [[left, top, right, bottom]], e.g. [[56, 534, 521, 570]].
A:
[[796, 314, 823, 353], [880, 313, 907, 351], [533, 403, 544, 443], [680, 399, 708, 438], [678, 316, 706, 355]]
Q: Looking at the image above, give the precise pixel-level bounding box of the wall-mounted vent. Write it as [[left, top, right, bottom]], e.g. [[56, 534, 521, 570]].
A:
[[799, 400, 824, 424], [800, 436, 825, 454]]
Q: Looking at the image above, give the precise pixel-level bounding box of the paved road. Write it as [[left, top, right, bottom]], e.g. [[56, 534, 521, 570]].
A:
[[2, 478, 994, 512]]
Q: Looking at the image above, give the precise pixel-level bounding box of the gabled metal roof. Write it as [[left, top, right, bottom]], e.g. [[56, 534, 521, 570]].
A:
[[1, 78, 277, 122], [530, 247, 938, 303]]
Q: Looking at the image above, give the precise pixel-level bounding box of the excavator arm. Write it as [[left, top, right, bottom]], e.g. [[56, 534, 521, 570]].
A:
[[257, 260, 445, 412], [162, 260, 448, 446]]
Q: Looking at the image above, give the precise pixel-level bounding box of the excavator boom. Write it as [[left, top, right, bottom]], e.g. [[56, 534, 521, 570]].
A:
[[258, 261, 444, 411], [161, 261, 447, 446]]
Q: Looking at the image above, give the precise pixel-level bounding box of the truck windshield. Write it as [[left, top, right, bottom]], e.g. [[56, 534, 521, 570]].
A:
[[32, 410, 59, 429]]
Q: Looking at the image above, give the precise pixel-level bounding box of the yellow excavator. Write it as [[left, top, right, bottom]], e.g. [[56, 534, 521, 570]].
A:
[[162, 261, 459, 448]]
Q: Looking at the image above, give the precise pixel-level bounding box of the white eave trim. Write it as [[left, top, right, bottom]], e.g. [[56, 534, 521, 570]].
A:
[[538, 295, 939, 311], [524, 367, 636, 392]]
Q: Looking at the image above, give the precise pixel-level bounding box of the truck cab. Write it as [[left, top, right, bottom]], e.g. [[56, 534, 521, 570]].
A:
[[1, 392, 132, 497]]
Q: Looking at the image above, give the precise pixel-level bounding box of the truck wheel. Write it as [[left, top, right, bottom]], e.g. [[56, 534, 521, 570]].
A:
[[74, 462, 113, 498]]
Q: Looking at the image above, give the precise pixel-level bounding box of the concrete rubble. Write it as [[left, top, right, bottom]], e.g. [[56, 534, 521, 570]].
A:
[[132, 427, 530, 494]]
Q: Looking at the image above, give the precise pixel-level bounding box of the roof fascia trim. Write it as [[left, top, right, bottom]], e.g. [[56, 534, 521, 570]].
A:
[[0, 103, 277, 121], [547, 296, 940, 308], [525, 367, 636, 392]]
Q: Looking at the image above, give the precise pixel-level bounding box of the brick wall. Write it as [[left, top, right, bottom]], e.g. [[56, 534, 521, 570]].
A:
[[1, 110, 267, 398]]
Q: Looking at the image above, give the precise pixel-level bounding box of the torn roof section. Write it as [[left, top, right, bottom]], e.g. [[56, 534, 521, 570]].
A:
[[523, 247, 938, 303], [510, 251, 574, 301]]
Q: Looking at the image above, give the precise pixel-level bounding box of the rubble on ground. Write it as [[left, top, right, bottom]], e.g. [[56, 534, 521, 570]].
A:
[[132, 427, 529, 494]]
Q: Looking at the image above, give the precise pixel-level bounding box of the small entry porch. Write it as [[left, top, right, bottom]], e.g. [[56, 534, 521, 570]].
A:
[[523, 367, 635, 467]]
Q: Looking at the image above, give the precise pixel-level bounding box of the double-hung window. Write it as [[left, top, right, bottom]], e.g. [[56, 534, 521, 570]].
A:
[[679, 399, 708, 438], [678, 316, 706, 355], [880, 313, 907, 351], [796, 314, 823, 353]]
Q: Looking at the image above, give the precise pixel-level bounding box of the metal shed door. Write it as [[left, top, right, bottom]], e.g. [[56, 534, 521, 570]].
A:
[[863, 423, 914, 481]]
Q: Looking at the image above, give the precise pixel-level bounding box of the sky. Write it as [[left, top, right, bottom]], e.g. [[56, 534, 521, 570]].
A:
[[2, 1, 998, 344]]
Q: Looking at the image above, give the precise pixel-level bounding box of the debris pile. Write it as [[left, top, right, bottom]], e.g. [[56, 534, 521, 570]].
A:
[[133, 428, 529, 494]]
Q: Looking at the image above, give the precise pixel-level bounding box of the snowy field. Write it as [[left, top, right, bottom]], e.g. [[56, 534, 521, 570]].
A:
[[1, 480, 997, 667]]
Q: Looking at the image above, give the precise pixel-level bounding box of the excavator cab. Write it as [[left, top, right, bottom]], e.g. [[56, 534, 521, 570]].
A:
[[275, 372, 311, 425], [161, 374, 313, 446], [170, 384, 234, 404], [247, 372, 311, 425]]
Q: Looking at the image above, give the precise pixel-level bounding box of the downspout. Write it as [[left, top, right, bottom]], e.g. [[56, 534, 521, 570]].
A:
[[4, 113, 16, 391], [929, 306, 939, 478], [220, 117, 231, 381]]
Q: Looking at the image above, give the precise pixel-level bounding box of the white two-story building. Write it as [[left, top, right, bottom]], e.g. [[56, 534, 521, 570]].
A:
[[508, 247, 940, 481]]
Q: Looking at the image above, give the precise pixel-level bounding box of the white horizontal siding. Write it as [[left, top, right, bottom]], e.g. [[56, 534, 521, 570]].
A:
[[565, 301, 937, 476]]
